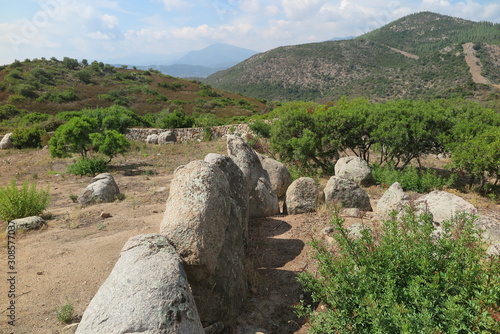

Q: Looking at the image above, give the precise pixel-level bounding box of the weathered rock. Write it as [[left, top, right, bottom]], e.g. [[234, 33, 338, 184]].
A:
[[324, 176, 372, 211], [285, 177, 318, 215], [475, 215, 500, 244], [75, 234, 204, 334], [205, 153, 249, 239], [146, 133, 159, 144], [414, 191, 477, 224], [487, 243, 500, 256], [257, 154, 292, 199], [341, 208, 362, 218], [0, 133, 13, 149], [335, 156, 373, 186], [61, 323, 79, 334], [8, 216, 46, 232], [160, 160, 247, 326], [227, 135, 279, 218], [160, 161, 231, 276], [204, 321, 224, 334], [158, 130, 176, 144], [347, 222, 371, 239], [376, 182, 410, 220], [77, 173, 120, 206]]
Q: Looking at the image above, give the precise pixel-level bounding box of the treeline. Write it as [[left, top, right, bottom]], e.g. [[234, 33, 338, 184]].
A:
[[251, 98, 500, 190]]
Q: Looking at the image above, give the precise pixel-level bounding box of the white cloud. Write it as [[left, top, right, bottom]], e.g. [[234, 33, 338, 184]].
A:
[[86, 31, 113, 40], [158, 0, 191, 11], [101, 14, 119, 28], [282, 0, 327, 19]]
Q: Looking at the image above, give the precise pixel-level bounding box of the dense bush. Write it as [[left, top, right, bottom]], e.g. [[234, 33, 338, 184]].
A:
[[155, 109, 195, 129], [297, 210, 500, 333], [0, 104, 26, 121], [11, 126, 45, 149], [67, 157, 108, 176], [372, 164, 457, 193], [0, 180, 50, 221]]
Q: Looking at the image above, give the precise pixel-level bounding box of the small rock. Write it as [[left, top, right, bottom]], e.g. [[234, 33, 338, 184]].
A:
[[204, 321, 224, 334], [8, 216, 46, 232], [99, 212, 112, 219], [347, 222, 371, 239], [0, 133, 13, 149], [487, 243, 500, 256], [62, 323, 79, 333], [341, 208, 362, 218]]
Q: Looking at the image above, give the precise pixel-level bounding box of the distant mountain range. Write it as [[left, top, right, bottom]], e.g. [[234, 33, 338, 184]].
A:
[[109, 43, 258, 78], [205, 12, 500, 101]]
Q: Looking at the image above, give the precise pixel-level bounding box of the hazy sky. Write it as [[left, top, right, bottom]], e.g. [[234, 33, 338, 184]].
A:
[[1, 0, 499, 65]]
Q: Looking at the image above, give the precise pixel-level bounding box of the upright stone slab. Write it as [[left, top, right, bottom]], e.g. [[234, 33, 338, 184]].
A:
[[257, 153, 292, 199], [285, 177, 318, 215], [160, 160, 247, 326], [324, 176, 372, 211], [335, 156, 373, 186], [0, 133, 13, 149], [75, 234, 204, 334], [226, 135, 279, 218], [376, 182, 410, 220]]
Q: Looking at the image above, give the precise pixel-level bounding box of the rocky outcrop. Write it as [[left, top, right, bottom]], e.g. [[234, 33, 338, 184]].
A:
[[324, 176, 372, 211], [158, 131, 176, 144], [414, 190, 477, 224], [0, 133, 13, 149], [77, 173, 120, 206], [376, 182, 410, 220], [160, 160, 247, 326], [335, 156, 373, 186], [75, 234, 204, 334], [285, 177, 318, 215], [227, 135, 279, 218], [257, 154, 292, 199]]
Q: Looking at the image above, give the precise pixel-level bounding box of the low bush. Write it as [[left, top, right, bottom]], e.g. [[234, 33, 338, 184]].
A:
[[372, 164, 456, 193], [297, 210, 500, 333], [0, 180, 50, 221], [56, 303, 74, 324], [11, 126, 45, 148], [67, 157, 109, 176]]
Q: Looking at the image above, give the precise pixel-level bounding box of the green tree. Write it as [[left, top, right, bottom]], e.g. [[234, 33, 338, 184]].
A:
[[49, 117, 99, 158], [452, 127, 500, 188], [89, 130, 130, 162]]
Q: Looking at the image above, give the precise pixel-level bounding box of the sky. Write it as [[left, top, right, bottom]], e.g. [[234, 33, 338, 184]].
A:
[[1, 0, 500, 65]]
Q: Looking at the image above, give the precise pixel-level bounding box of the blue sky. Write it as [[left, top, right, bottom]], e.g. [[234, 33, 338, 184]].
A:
[[1, 0, 499, 65]]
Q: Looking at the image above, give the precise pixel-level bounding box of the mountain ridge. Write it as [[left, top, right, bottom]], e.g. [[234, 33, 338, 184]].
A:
[[205, 11, 500, 101]]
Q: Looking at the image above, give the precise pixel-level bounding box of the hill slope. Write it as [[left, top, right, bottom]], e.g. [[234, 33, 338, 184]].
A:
[[205, 12, 500, 101], [0, 58, 264, 119]]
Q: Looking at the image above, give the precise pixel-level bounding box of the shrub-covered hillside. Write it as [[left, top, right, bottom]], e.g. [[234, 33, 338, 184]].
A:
[[0, 57, 264, 120]]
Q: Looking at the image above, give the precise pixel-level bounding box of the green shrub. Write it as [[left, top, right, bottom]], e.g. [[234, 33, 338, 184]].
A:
[[67, 157, 109, 176], [0, 180, 50, 221], [11, 126, 45, 148], [297, 210, 500, 333], [372, 164, 456, 193], [56, 303, 74, 324], [249, 120, 272, 138]]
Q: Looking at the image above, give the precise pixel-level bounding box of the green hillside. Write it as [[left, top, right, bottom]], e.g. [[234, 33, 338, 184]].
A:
[[205, 12, 500, 102], [0, 57, 264, 120]]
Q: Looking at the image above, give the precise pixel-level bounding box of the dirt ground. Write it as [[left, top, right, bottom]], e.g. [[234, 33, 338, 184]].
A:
[[0, 140, 497, 334]]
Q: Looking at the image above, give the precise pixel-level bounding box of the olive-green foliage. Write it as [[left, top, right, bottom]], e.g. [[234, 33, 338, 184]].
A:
[[11, 126, 45, 149], [37, 88, 79, 103], [452, 127, 500, 188], [0, 180, 50, 221], [297, 210, 500, 333], [20, 112, 50, 125], [249, 120, 272, 138], [67, 156, 109, 176], [56, 303, 74, 324], [371, 165, 457, 193], [89, 130, 131, 162], [155, 109, 195, 129], [49, 117, 99, 158], [0, 104, 26, 121], [270, 102, 336, 174]]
